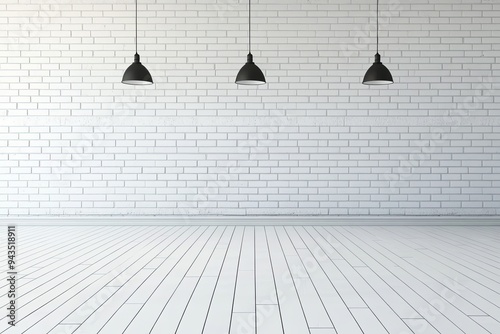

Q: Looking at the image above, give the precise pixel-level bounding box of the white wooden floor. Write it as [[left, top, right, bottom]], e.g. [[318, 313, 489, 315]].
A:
[[1, 225, 500, 334]]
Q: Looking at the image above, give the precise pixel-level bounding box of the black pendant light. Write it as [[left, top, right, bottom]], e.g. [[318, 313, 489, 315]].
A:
[[235, 0, 266, 85], [363, 0, 393, 85], [122, 0, 153, 85]]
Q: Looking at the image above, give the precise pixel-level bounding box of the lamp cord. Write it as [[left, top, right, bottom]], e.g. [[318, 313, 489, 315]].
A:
[[135, 0, 138, 54], [376, 0, 379, 54], [248, 0, 251, 53]]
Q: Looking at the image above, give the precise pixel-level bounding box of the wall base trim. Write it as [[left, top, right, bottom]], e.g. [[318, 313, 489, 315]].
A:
[[1, 215, 499, 226]]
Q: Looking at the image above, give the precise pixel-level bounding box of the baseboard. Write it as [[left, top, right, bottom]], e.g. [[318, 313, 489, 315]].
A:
[[0, 215, 499, 226]]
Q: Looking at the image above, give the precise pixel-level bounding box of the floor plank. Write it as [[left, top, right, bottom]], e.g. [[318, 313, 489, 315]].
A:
[[294, 239, 362, 333], [149, 277, 198, 334], [266, 226, 310, 334], [203, 227, 243, 334], [177, 276, 219, 334], [123, 226, 218, 333], [350, 308, 388, 334]]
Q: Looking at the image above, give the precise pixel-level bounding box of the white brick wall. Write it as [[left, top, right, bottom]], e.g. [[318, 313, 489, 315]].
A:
[[1, 0, 499, 216]]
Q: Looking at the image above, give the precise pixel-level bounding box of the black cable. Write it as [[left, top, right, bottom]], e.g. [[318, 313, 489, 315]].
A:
[[376, 0, 379, 54], [249, 0, 251, 54], [135, 0, 138, 54]]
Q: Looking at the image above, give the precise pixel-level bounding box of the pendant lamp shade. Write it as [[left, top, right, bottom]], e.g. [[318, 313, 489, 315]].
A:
[[235, 53, 266, 85], [363, 53, 393, 85], [122, 54, 153, 85], [363, 0, 393, 85], [122, 0, 153, 85], [235, 0, 266, 85]]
